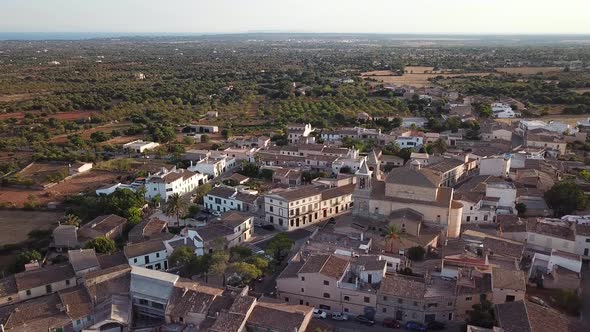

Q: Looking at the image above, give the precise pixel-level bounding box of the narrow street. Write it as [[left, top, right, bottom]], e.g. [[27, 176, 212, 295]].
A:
[[581, 265, 590, 328]]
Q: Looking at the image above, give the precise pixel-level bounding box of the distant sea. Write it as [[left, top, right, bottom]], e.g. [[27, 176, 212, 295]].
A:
[[0, 32, 212, 41]]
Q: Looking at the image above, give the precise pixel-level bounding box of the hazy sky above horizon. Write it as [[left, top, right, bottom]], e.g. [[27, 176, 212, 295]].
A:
[[1, 0, 590, 34]]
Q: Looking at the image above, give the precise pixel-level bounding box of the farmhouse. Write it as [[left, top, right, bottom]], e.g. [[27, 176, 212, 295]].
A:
[[123, 140, 161, 153]]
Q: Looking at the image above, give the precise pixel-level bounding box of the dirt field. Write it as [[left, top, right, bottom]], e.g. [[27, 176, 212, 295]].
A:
[[17, 162, 69, 186], [361, 70, 490, 88], [51, 122, 133, 144], [0, 91, 52, 103], [0, 110, 96, 121], [0, 210, 63, 244], [0, 169, 123, 208], [496, 114, 589, 127], [495, 67, 562, 75], [573, 88, 590, 94]]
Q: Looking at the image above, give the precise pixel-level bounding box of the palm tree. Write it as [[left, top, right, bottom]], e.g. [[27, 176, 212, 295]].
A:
[[165, 193, 187, 227], [63, 214, 81, 227], [385, 225, 403, 254]]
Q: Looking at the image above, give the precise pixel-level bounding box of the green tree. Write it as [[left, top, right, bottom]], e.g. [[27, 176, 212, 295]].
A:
[[245, 255, 269, 271], [230, 246, 253, 261], [466, 299, 495, 329], [266, 233, 294, 262], [126, 207, 142, 225], [201, 134, 210, 143], [229, 262, 262, 285], [544, 181, 588, 216], [407, 246, 426, 261], [515, 202, 527, 216], [169, 246, 196, 268], [63, 214, 81, 227], [429, 139, 448, 154], [84, 237, 116, 254], [554, 289, 583, 315], [209, 251, 230, 276], [165, 193, 187, 226], [385, 225, 403, 253], [14, 250, 42, 272], [240, 161, 260, 178], [221, 128, 233, 140]]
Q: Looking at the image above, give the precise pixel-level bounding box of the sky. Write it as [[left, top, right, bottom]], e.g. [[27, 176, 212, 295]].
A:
[[1, 0, 590, 35]]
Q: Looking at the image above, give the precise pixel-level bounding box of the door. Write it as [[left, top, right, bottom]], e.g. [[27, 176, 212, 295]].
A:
[[425, 314, 436, 323], [395, 310, 403, 320]]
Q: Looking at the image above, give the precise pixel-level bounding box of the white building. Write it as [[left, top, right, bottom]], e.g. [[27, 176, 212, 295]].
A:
[[287, 123, 315, 144], [124, 240, 169, 271], [188, 156, 235, 178], [123, 140, 161, 153], [130, 266, 178, 318], [145, 169, 206, 202], [401, 117, 428, 128], [331, 156, 367, 175], [186, 212, 254, 255], [204, 186, 259, 214], [526, 219, 576, 254], [95, 182, 142, 196], [395, 131, 424, 149], [491, 103, 516, 118], [479, 157, 511, 177]]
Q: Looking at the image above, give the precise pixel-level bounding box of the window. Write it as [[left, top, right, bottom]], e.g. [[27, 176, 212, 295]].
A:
[[65, 279, 70, 286], [398, 299, 403, 304], [364, 297, 370, 303], [46, 284, 52, 294], [505, 295, 515, 302], [301, 288, 304, 293], [26, 290, 31, 296], [139, 299, 148, 305], [586, 238, 590, 243], [76, 319, 81, 325], [301, 276, 305, 281], [323, 280, 329, 286], [383, 296, 388, 301], [466, 216, 471, 222], [300, 300, 304, 305], [344, 296, 350, 301], [344, 308, 349, 312], [465, 296, 473, 301], [383, 307, 387, 313], [155, 263, 162, 270], [133, 258, 138, 263], [414, 301, 418, 306], [428, 303, 438, 308], [319, 304, 331, 310], [323, 293, 330, 298], [285, 297, 289, 302], [156, 252, 160, 258], [151, 302, 164, 309], [448, 301, 453, 306]]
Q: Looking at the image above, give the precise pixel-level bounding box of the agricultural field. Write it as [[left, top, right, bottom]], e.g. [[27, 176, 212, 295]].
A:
[[361, 69, 490, 88], [0, 210, 63, 245], [495, 67, 562, 75], [16, 161, 69, 186]]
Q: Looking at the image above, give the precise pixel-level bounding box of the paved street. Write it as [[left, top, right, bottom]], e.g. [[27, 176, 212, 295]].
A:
[[318, 318, 463, 332]]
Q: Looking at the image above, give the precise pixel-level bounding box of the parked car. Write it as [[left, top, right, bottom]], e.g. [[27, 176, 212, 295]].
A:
[[405, 321, 427, 332], [382, 318, 401, 328], [529, 296, 547, 307], [427, 321, 446, 330], [211, 211, 222, 217], [331, 312, 348, 321], [313, 309, 327, 319], [196, 215, 207, 222], [262, 224, 275, 231], [355, 315, 375, 326]]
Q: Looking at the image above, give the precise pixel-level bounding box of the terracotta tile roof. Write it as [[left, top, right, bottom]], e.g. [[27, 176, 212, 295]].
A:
[[320, 183, 355, 200], [128, 218, 168, 243], [492, 267, 526, 291], [84, 265, 131, 304], [124, 239, 165, 258], [268, 186, 321, 201], [78, 214, 126, 238], [277, 260, 305, 279], [575, 223, 590, 237], [0, 275, 17, 297], [483, 237, 524, 259], [68, 249, 100, 272], [495, 300, 531, 332], [220, 211, 253, 228], [2, 293, 72, 331], [208, 186, 237, 199], [379, 274, 427, 299], [385, 166, 440, 188], [246, 300, 312, 332], [195, 223, 234, 242], [210, 311, 247, 332], [229, 295, 256, 314], [527, 300, 585, 332], [96, 251, 128, 269], [167, 284, 221, 317], [53, 225, 78, 248], [14, 264, 75, 290], [58, 285, 93, 320], [527, 219, 574, 241]]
